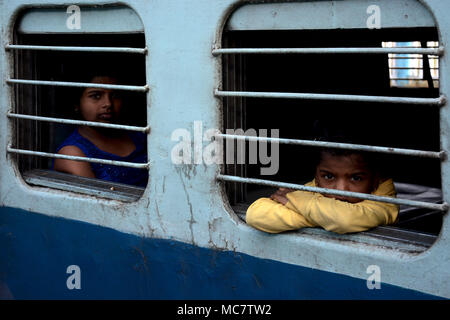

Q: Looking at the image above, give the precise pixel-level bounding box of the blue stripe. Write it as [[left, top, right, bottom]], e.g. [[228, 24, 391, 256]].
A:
[[0, 206, 442, 299]]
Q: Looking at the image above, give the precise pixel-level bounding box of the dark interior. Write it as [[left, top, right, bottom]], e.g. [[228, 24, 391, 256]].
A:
[[222, 27, 443, 235], [13, 32, 147, 174]]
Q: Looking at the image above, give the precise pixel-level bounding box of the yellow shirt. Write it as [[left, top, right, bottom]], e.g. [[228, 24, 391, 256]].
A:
[[246, 179, 399, 234]]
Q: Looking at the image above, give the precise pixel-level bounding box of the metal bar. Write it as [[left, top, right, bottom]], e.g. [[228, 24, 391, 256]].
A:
[[217, 174, 449, 211], [390, 78, 438, 81], [390, 66, 438, 70], [215, 90, 446, 106], [6, 79, 149, 92], [7, 113, 150, 133], [383, 46, 439, 49], [7, 145, 149, 169], [389, 77, 424, 80], [215, 133, 445, 159], [5, 44, 147, 54], [389, 56, 439, 59], [212, 47, 444, 56]]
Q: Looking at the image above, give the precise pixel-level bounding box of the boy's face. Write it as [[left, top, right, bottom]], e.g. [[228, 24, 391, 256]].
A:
[[315, 152, 377, 203]]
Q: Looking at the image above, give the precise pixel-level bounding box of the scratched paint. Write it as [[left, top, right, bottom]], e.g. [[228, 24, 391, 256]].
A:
[[0, 0, 449, 299]]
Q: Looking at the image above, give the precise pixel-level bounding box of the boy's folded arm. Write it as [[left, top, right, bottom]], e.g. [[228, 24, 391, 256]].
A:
[[246, 198, 316, 233], [286, 180, 399, 234]]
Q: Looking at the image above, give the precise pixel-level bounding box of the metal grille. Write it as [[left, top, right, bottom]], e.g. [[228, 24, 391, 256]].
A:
[[214, 45, 448, 212], [6, 44, 150, 171]]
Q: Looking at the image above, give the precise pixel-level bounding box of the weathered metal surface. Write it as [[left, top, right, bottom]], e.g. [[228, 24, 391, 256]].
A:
[[23, 169, 144, 202], [0, 0, 449, 299], [226, 0, 436, 31], [17, 5, 144, 34]]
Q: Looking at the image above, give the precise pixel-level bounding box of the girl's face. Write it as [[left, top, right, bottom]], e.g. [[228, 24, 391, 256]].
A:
[[315, 152, 378, 203], [78, 76, 123, 124]]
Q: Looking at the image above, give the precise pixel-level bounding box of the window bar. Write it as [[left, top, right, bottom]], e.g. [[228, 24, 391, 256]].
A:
[[7, 145, 149, 170], [390, 78, 434, 81], [388, 57, 438, 60], [5, 44, 147, 54], [390, 67, 439, 70], [217, 174, 448, 212], [6, 79, 149, 92], [212, 47, 444, 56], [216, 133, 445, 159], [7, 113, 150, 134], [215, 90, 446, 106]]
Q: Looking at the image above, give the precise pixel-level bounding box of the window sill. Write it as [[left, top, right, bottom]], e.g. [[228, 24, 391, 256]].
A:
[[232, 203, 438, 254], [23, 169, 145, 202]]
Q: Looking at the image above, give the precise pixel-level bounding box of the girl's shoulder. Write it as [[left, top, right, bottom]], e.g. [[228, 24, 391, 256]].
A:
[[56, 128, 101, 158], [129, 131, 146, 143], [128, 131, 147, 151], [56, 129, 84, 151]]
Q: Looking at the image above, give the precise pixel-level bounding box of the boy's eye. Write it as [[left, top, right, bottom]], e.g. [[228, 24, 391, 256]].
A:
[[323, 173, 334, 180], [351, 175, 363, 182]]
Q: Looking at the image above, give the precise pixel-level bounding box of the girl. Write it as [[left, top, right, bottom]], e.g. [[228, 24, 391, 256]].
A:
[[53, 75, 148, 187]]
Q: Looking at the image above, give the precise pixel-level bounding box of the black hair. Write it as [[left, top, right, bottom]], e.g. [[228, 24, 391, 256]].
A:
[[312, 119, 380, 173], [66, 62, 126, 120]]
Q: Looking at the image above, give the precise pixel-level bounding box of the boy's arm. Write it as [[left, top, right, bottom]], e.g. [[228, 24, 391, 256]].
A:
[[286, 179, 399, 234], [246, 198, 317, 233]]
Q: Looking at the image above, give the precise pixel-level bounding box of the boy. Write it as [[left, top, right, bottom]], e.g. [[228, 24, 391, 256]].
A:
[[246, 148, 399, 234]]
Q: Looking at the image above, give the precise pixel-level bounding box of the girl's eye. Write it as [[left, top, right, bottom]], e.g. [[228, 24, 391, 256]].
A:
[[352, 175, 363, 182], [323, 173, 334, 180], [89, 93, 101, 100]]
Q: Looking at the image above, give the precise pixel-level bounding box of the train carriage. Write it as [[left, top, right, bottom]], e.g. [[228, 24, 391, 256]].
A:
[[0, 0, 449, 299]]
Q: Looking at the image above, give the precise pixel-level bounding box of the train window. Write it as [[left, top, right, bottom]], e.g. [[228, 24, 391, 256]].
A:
[[6, 5, 149, 201], [215, 0, 447, 248], [383, 41, 439, 88]]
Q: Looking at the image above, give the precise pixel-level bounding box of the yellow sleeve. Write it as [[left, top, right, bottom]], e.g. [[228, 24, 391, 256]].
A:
[[286, 179, 399, 234], [246, 198, 317, 233]]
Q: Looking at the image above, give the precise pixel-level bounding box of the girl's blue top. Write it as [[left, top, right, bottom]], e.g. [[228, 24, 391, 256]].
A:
[[54, 129, 148, 187]]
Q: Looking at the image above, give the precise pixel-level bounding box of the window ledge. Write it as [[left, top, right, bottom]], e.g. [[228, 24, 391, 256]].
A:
[[232, 203, 437, 254], [23, 169, 144, 202]]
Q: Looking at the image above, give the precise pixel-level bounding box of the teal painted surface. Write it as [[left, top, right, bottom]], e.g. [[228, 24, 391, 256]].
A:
[[0, 0, 449, 299], [18, 5, 144, 34], [227, 0, 436, 30]]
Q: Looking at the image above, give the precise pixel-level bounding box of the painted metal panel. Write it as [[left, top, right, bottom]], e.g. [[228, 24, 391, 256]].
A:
[[0, 0, 449, 299], [17, 5, 144, 34], [227, 0, 436, 30]]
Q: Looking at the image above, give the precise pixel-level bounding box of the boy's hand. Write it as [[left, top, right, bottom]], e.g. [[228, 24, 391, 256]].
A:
[[270, 188, 296, 205]]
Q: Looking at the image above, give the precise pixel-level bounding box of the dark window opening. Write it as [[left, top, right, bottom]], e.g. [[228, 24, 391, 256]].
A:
[[11, 26, 148, 199], [222, 27, 442, 242]]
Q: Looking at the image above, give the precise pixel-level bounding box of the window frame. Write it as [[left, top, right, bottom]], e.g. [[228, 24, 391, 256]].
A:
[[215, 0, 448, 252], [6, 4, 151, 201]]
